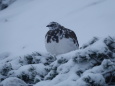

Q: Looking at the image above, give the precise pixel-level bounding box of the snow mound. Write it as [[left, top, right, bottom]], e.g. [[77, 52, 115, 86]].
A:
[[0, 52, 10, 60], [0, 36, 115, 86], [0, 77, 27, 86]]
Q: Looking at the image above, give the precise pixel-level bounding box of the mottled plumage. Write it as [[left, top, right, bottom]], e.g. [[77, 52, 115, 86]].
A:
[[45, 22, 79, 55]]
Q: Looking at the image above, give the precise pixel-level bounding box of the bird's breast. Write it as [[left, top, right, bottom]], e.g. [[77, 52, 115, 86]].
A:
[[45, 38, 78, 55]]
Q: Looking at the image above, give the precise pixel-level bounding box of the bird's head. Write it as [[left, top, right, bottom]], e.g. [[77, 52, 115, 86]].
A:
[[46, 22, 61, 30]]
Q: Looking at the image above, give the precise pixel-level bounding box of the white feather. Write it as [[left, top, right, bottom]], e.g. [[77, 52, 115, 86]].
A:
[[45, 38, 78, 55]]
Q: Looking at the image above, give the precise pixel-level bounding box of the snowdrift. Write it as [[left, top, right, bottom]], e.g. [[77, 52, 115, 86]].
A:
[[0, 36, 115, 86]]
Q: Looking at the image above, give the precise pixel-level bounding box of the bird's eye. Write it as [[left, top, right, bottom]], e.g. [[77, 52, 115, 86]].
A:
[[51, 24, 55, 26]]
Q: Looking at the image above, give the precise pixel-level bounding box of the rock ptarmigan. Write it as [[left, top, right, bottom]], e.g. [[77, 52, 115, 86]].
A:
[[45, 22, 79, 55]]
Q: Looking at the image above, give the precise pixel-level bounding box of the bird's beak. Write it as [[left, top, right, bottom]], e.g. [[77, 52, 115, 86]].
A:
[[46, 25, 50, 27]]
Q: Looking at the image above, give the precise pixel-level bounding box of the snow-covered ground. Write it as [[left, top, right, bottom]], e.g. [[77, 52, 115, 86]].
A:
[[0, 36, 114, 86], [0, 0, 115, 57]]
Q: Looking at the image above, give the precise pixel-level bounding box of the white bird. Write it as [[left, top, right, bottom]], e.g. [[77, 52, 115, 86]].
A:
[[45, 22, 79, 55]]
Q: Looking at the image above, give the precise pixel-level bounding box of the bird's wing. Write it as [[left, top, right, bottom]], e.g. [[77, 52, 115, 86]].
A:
[[65, 29, 79, 47]]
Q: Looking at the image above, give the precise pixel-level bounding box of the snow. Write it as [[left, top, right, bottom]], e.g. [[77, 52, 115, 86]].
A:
[[76, 73, 106, 86], [0, 0, 115, 57], [0, 77, 27, 86], [0, 36, 114, 86], [0, 52, 10, 60], [2, 0, 15, 5], [9, 64, 49, 78]]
